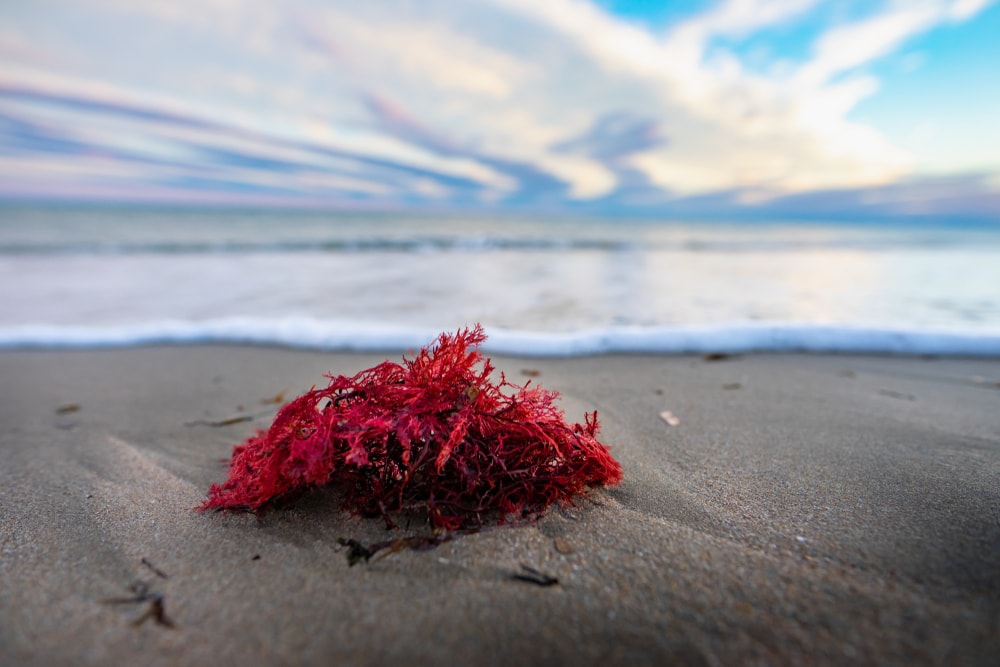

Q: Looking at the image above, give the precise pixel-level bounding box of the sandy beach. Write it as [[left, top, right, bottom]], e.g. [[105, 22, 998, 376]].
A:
[[1, 346, 998, 666]]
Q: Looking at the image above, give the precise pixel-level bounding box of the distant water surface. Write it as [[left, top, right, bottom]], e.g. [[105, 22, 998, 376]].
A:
[[1, 206, 998, 355]]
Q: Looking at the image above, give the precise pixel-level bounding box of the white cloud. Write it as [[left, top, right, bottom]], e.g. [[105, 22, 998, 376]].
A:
[[796, 4, 941, 85], [305, 9, 525, 99], [949, 0, 994, 20], [485, 0, 919, 194], [668, 0, 818, 46]]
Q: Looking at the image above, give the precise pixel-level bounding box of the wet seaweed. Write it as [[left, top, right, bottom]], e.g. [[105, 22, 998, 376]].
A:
[[200, 325, 622, 530]]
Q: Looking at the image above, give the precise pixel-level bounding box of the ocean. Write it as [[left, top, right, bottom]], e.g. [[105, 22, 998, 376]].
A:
[[2, 205, 999, 356]]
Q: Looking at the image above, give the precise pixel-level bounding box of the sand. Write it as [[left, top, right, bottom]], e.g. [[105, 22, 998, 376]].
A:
[[1, 346, 998, 666]]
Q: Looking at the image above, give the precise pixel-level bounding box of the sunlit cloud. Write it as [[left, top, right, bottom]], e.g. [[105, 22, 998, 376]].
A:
[[0, 0, 997, 218]]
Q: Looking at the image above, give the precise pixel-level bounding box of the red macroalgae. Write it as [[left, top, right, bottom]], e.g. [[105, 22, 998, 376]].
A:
[[199, 325, 622, 529]]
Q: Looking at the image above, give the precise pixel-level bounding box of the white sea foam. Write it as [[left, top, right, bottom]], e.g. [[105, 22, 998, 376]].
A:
[[4, 209, 1000, 351], [2, 319, 999, 356]]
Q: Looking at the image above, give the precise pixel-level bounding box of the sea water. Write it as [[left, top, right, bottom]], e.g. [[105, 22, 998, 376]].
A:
[[1, 205, 999, 355]]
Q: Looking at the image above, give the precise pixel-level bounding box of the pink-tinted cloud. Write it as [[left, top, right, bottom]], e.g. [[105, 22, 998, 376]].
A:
[[0, 0, 997, 218]]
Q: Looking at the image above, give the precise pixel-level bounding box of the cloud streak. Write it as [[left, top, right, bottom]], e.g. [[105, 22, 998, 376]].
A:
[[0, 0, 997, 218]]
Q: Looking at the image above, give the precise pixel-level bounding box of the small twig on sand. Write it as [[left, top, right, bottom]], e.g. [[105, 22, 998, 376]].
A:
[[184, 414, 255, 427], [140, 558, 169, 579], [511, 563, 559, 586]]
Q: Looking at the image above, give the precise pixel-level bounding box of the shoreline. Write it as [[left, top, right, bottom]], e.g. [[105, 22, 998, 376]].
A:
[[2, 346, 998, 665], [4, 321, 1000, 358]]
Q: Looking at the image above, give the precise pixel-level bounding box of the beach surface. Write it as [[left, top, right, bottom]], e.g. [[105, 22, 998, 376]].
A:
[[1, 347, 998, 666]]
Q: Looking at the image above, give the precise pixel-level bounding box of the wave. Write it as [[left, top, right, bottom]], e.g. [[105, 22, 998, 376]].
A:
[[2, 319, 999, 356], [0, 237, 632, 255], [0, 234, 984, 256]]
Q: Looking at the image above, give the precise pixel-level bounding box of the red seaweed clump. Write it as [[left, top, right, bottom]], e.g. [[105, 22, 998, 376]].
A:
[[199, 325, 622, 529]]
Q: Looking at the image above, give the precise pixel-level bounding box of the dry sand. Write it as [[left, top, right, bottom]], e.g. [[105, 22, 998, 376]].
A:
[[1, 346, 998, 666]]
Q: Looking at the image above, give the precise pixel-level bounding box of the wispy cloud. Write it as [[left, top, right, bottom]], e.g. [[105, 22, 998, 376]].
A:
[[0, 0, 996, 217]]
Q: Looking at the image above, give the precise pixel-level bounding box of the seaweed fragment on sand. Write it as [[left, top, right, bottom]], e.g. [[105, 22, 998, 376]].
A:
[[103, 582, 174, 628], [336, 532, 464, 566], [199, 325, 622, 529]]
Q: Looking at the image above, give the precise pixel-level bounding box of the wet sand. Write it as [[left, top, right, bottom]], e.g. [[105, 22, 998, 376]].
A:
[[1, 347, 998, 666]]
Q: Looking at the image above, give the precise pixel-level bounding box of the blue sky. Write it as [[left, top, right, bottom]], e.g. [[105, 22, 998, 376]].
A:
[[0, 0, 997, 220]]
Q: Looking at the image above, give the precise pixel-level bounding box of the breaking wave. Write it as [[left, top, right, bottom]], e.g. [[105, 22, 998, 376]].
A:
[[2, 319, 998, 356]]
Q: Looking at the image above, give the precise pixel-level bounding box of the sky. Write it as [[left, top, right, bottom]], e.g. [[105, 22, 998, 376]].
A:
[[0, 0, 998, 220]]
